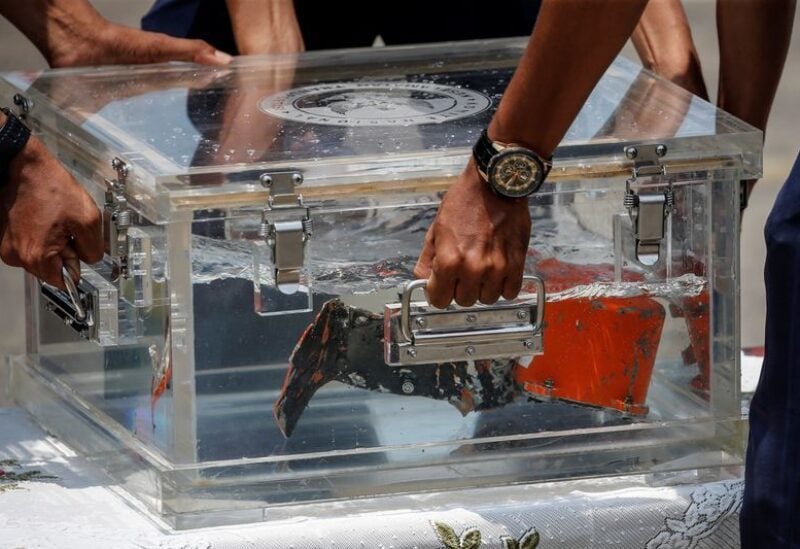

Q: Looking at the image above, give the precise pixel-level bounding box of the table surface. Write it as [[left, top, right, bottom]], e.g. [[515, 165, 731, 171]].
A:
[[0, 407, 745, 549]]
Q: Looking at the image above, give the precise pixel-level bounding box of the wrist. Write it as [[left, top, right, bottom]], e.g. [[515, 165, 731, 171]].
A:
[[460, 159, 529, 207], [43, 3, 108, 67], [487, 120, 555, 161], [0, 110, 34, 189], [8, 135, 45, 184]]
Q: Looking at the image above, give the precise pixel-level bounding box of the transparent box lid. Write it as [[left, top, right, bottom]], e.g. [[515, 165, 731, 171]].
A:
[[0, 38, 762, 221]]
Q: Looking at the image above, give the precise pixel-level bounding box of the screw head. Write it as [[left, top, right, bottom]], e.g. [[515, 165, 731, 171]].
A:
[[415, 317, 427, 328], [406, 348, 417, 358], [523, 339, 533, 349], [517, 309, 528, 320], [260, 174, 273, 188], [111, 158, 129, 177], [655, 144, 667, 157], [292, 173, 304, 186], [401, 381, 415, 394], [465, 313, 477, 323], [465, 346, 476, 356], [625, 147, 638, 160], [13, 93, 29, 113]]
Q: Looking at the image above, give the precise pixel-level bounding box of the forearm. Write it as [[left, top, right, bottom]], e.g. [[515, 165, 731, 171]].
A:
[[717, 0, 796, 133], [631, 0, 708, 99], [225, 0, 304, 54], [489, 0, 649, 157], [0, 0, 104, 65]]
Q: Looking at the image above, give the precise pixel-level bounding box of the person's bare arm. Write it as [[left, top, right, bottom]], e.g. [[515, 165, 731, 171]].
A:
[[0, 113, 103, 288], [0, 0, 232, 67], [718, 0, 795, 205], [717, 0, 795, 134], [415, 0, 648, 308], [631, 0, 708, 99], [226, 0, 305, 55]]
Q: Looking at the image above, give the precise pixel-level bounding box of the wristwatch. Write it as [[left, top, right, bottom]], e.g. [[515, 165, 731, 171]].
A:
[[0, 107, 31, 186], [472, 129, 551, 199]]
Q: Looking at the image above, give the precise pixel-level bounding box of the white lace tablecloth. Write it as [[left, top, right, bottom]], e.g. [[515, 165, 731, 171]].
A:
[[0, 407, 743, 549]]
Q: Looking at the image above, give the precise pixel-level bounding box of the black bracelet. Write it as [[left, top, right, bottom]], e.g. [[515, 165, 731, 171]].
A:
[[0, 108, 31, 187]]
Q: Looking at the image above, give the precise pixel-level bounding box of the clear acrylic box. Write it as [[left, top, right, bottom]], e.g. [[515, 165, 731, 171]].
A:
[[1, 38, 759, 529]]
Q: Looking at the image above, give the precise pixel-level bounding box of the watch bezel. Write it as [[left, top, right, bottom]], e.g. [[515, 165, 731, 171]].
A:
[[486, 146, 545, 198]]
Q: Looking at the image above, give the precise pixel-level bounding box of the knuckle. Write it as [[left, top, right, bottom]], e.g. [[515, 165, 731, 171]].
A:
[[85, 207, 102, 228], [19, 249, 39, 269], [194, 39, 212, 51], [489, 257, 508, 278], [462, 262, 484, 279], [435, 253, 462, 276]]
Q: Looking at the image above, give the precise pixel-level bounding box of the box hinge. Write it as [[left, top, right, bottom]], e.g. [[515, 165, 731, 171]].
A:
[[623, 144, 673, 266], [258, 170, 313, 293]]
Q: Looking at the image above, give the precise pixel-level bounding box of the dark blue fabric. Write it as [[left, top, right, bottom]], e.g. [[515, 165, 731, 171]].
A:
[[142, 0, 541, 53], [143, 0, 237, 54], [742, 151, 800, 548]]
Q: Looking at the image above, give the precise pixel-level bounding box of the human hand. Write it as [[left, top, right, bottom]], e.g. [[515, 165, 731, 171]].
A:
[[48, 22, 232, 68], [5, 1, 232, 69], [0, 136, 103, 288], [414, 161, 531, 308]]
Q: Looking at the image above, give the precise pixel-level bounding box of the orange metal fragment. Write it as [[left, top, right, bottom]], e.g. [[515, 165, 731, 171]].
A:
[[515, 295, 666, 415], [671, 291, 710, 391]]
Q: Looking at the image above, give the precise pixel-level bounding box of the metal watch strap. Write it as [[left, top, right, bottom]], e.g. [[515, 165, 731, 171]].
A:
[[0, 108, 31, 186]]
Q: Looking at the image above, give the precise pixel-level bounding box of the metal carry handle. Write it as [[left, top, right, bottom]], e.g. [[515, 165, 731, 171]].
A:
[[60, 266, 87, 321], [399, 275, 546, 343]]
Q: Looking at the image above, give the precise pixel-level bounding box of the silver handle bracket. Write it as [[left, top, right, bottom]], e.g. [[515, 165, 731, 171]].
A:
[[384, 275, 545, 366], [40, 267, 96, 340]]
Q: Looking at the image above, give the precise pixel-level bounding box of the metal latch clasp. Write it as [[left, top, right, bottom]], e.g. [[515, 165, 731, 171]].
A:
[[623, 144, 673, 266], [384, 276, 545, 366], [103, 157, 131, 278], [259, 171, 313, 292]]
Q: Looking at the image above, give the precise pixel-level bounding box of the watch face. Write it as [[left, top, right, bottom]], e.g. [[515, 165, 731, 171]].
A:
[[487, 148, 543, 198]]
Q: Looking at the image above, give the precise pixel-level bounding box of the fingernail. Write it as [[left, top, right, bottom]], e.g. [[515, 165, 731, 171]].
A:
[[213, 50, 234, 65]]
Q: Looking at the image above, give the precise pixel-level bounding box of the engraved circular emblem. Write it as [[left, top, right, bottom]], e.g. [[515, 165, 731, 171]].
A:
[[260, 81, 492, 127]]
